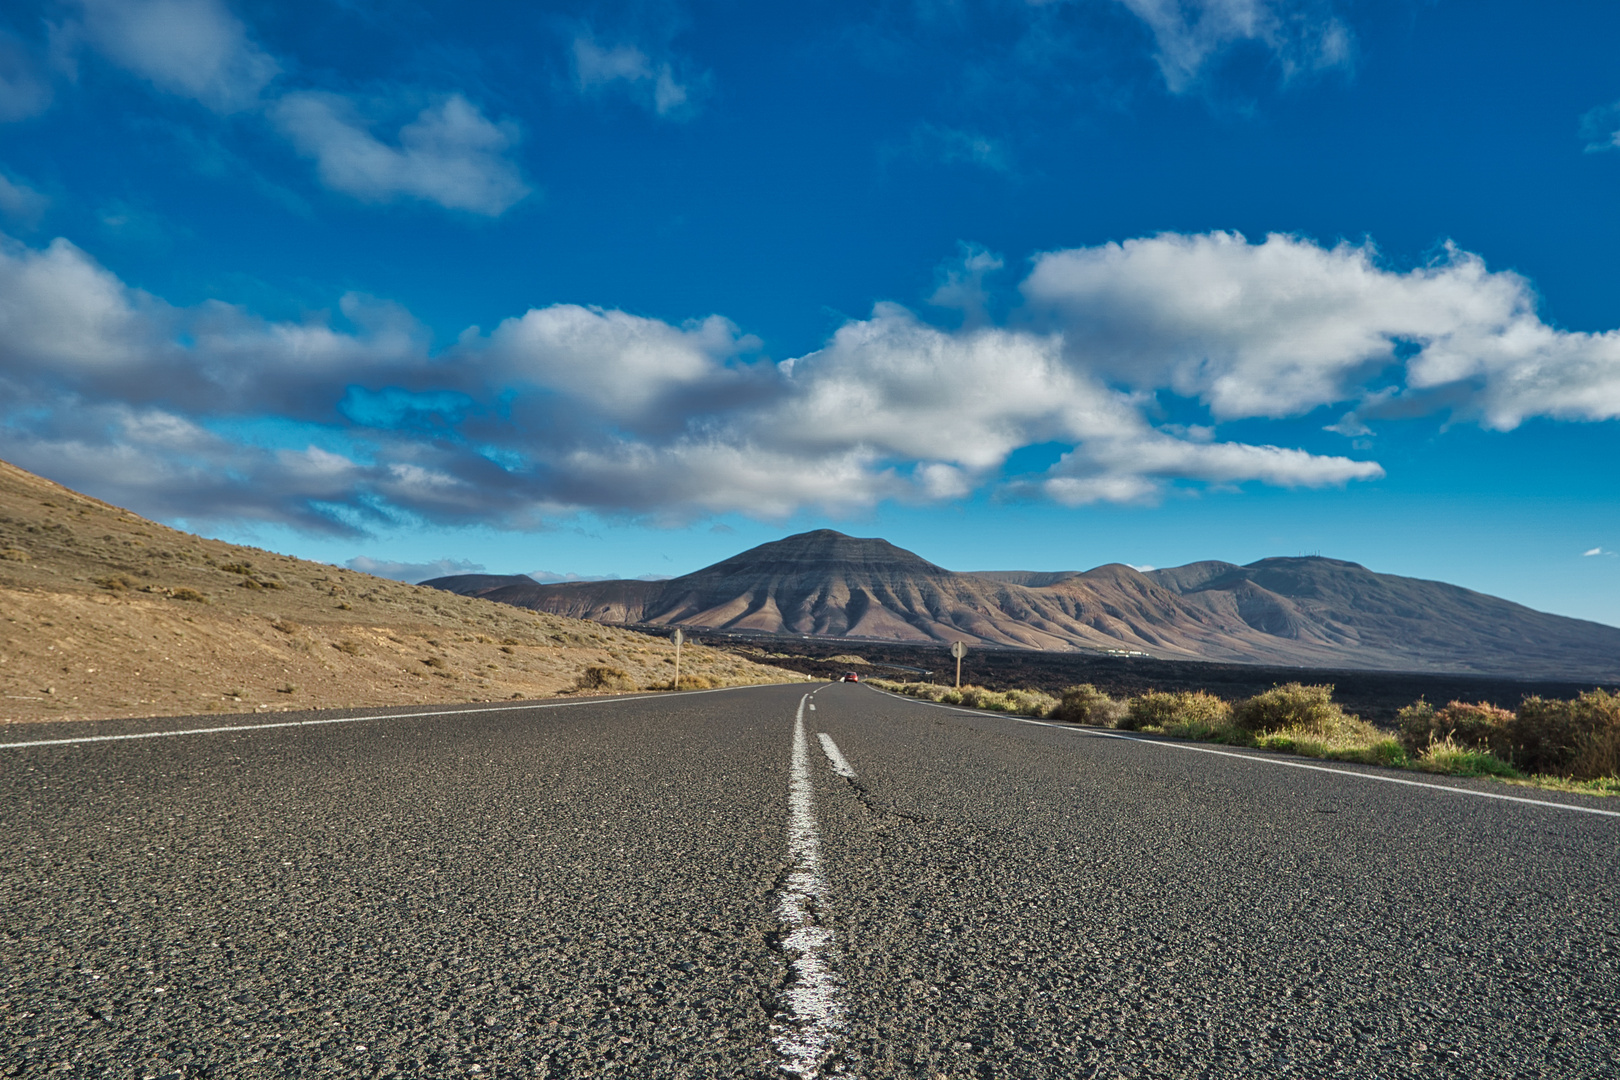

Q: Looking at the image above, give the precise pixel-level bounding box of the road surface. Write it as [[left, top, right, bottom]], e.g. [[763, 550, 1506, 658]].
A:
[[3, 682, 1616, 1078]]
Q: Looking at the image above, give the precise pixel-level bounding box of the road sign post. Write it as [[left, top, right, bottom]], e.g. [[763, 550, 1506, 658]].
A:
[[672, 628, 684, 690], [950, 640, 966, 689]]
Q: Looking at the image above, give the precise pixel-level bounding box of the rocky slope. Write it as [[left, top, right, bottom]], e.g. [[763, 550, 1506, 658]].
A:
[[0, 459, 793, 724], [426, 530, 1620, 679]]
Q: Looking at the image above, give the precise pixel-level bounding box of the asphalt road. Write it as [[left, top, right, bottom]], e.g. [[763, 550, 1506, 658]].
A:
[[3, 683, 1616, 1078]]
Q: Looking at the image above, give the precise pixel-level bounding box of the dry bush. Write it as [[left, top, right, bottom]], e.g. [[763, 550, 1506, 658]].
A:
[[1232, 683, 1347, 736], [95, 575, 131, 591], [1120, 690, 1231, 732], [1005, 688, 1059, 717], [1051, 684, 1126, 726], [1511, 690, 1620, 779], [420, 655, 445, 668], [270, 619, 299, 635], [1, 547, 28, 562], [576, 664, 634, 691], [1397, 699, 1514, 757], [674, 673, 716, 690], [333, 639, 363, 656]]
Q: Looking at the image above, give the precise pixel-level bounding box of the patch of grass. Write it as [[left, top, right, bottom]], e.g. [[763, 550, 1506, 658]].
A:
[[219, 562, 253, 574], [170, 587, 207, 603], [420, 655, 445, 668], [95, 575, 131, 591], [0, 547, 28, 562], [1413, 735, 1520, 778], [333, 639, 363, 656]]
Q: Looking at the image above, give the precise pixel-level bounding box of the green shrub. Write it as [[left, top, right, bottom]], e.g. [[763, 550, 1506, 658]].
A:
[[1397, 699, 1515, 757], [1510, 690, 1620, 779], [1005, 688, 1059, 717], [1121, 690, 1231, 732], [1051, 684, 1126, 726], [1233, 683, 1347, 736]]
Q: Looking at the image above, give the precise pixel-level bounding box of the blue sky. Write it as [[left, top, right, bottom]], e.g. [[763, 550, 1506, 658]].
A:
[[4, 1, 1620, 625]]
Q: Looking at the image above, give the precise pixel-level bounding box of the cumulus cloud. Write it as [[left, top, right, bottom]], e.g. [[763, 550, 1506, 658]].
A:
[[269, 92, 530, 215], [8, 228, 1620, 533], [345, 556, 487, 582], [1023, 231, 1620, 430], [1112, 0, 1352, 92], [571, 35, 699, 118], [75, 0, 279, 113]]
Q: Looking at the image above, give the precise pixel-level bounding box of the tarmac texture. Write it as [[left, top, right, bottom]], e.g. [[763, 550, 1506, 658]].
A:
[[3, 683, 1616, 1077]]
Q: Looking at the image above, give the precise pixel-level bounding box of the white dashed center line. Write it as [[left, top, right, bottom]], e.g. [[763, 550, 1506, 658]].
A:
[[770, 696, 850, 1078], [816, 733, 856, 779]]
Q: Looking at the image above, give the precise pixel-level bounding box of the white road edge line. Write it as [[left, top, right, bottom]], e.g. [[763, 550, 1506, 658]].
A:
[[771, 695, 850, 1079], [816, 733, 856, 778], [872, 688, 1620, 821], [0, 684, 755, 751]]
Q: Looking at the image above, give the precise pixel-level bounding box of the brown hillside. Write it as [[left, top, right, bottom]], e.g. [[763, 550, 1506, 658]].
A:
[[0, 459, 794, 725]]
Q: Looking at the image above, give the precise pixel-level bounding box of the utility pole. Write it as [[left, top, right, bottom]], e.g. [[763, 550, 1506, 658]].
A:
[[950, 640, 966, 689], [672, 627, 684, 690]]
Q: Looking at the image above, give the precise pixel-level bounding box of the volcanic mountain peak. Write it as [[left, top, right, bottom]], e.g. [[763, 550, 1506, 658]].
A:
[[701, 529, 948, 578]]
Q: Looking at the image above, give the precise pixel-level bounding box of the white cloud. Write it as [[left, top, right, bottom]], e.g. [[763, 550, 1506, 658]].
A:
[[11, 228, 1620, 532], [477, 304, 755, 421], [76, 0, 279, 113], [529, 570, 616, 583], [269, 92, 530, 215], [928, 243, 1004, 325], [1112, 0, 1351, 92], [1584, 547, 1616, 558], [346, 556, 486, 582], [1024, 231, 1620, 430], [571, 35, 699, 118]]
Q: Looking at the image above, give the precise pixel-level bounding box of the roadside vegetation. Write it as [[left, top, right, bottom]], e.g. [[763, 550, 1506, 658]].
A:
[[869, 679, 1620, 798]]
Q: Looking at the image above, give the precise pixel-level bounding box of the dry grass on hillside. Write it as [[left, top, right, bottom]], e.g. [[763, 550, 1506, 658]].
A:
[[0, 459, 796, 725]]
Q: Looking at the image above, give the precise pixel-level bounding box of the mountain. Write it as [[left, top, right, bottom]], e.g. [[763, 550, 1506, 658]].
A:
[[424, 530, 1620, 679]]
